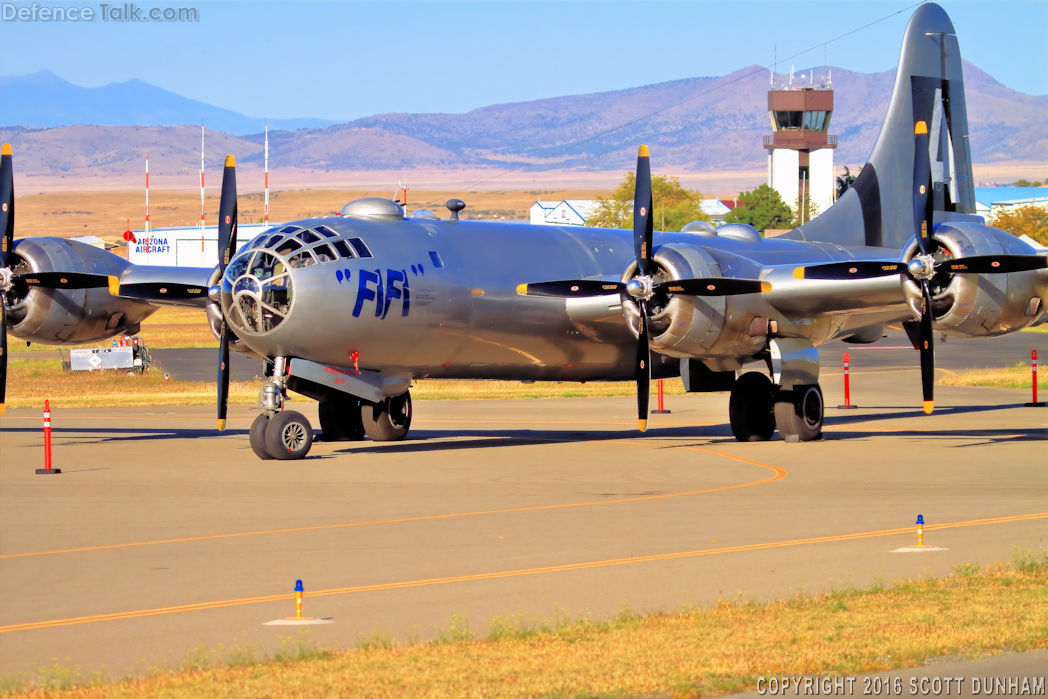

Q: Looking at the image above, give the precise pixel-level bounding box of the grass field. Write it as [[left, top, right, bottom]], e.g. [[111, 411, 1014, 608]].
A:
[[3, 557, 1045, 696]]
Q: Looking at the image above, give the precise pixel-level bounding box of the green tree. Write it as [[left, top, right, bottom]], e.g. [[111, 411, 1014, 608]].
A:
[[588, 173, 709, 232], [989, 204, 1048, 246], [790, 194, 820, 228], [724, 184, 794, 233]]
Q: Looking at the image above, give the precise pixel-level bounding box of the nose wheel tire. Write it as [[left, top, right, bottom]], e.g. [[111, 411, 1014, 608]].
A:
[[264, 410, 314, 460], [729, 371, 776, 442], [249, 413, 275, 460], [318, 394, 365, 441], [774, 383, 824, 443], [361, 391, 412, 442]]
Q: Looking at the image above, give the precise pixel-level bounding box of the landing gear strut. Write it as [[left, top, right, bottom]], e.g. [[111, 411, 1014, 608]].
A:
[[249, 356, 317, 460]]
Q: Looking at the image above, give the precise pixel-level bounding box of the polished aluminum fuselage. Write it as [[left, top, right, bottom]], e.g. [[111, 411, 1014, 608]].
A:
[[222, 214, 914, 381]]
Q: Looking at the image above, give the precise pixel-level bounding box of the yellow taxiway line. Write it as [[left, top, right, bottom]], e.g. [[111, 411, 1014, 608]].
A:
[[0, 442, 785, 560], [2, 511, 1043, 635]]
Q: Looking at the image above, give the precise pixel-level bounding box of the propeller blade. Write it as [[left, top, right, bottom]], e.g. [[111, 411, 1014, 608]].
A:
[[15, 271, 110, 290], [1, 145, 12, 415], [636, 301, 650, 432], [515, 280, 625, 298], [918, 280, 935, 414], [0, 291, 7, 415], [913, 120, 933, 256], [0, 144, 12, 270], [793, 261, 906, 280], [216, 155, 238, 431], [217, 325, 230, 431], [111, 281, 209, 302], [656, 277, 771, 297], [941, 255, 1048, 274], [218, 155, 239, 272], [634, 145, 653, 277]]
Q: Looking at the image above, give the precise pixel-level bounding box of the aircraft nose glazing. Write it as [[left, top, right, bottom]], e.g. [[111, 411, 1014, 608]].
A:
[[221, 248, 294, 335]]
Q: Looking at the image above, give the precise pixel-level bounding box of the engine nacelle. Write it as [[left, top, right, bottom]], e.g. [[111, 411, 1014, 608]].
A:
[[4, 238, 157, 345], [620, 243, 767, 359], [903, 222, 1048, 337]]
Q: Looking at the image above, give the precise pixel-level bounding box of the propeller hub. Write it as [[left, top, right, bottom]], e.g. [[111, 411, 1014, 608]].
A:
[[625, 276, 653, 301], [207, 284, 221, 301], [907, 254, 937, 281]]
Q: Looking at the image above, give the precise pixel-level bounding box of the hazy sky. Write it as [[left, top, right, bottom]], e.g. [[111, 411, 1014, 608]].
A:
[[2, 1, 1045, 121]]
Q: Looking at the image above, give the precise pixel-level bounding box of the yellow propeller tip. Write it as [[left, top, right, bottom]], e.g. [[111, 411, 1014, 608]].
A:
[[760, 281, 773, 293], [217, 419, 226, 431], [107, 275, 120, 296], [792, 267, 806, 279], [224, 155, 235, 167], [922, 401, 934, 414], [638, 144, 649, 158], [638, 419, 648, 432], [0, 404, 6, 416], [914, 120, 928, 135], [1, 143, 11, 156], [515, 283, 528, 296]]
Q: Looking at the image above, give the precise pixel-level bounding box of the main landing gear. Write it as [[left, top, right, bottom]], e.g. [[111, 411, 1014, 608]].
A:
[[728, 371, 823, 443], [248, 358, 414, 460]]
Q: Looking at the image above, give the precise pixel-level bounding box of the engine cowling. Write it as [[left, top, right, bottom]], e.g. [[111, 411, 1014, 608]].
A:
[[620, 242, 767, 359], [4, 237, 157, 344], [903, 222, 1048, 337]]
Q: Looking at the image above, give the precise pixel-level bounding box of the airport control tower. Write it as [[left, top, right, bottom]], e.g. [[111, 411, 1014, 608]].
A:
[[764, 71, 837, 222]]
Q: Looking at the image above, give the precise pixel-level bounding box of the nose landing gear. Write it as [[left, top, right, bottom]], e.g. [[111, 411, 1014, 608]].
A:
[[247, 356, 414, 459]]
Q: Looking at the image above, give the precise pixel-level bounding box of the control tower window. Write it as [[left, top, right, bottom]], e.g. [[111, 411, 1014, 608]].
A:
[[803, 110, 830, 131]]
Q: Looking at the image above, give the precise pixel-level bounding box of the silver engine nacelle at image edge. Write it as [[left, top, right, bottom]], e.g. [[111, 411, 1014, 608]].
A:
[[619, 241, 767, 360], [903, 223, 1048, 337], [3, 238, 156, 344]]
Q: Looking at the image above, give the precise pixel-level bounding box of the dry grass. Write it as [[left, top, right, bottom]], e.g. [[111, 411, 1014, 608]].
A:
[[939, 364, 1048, 390], [6, 559, 1046, 697], [13, 187, 607, 242], [3, 358, 263, 409]]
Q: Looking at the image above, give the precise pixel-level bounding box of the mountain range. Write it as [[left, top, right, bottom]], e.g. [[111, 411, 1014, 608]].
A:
[[1, 62, 1045, 186]]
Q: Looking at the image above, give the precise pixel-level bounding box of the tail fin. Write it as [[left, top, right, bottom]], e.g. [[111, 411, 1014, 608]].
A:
[[787, 3, 977, 250]]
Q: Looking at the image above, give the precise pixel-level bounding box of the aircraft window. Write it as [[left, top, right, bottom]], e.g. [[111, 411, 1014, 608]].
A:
[[333, 240, 353, 258], [246, 235, 268, 250], [350, 238, 373, 258], [313, 244, 336, 263], [226, 249, 293, 335], [428, 250, 444, 269], [275, 238, 302, 255], [314, 225, 338, 238], [287, 250, 316, 268], [264, 234, 284, 248], [280, 225, 302, 234], [295, 230, 320, 244]]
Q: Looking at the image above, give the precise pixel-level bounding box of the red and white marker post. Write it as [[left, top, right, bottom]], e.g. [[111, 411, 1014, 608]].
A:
[[1026, 349, 1045, 407], [651, 379, 670, 414], [838, 352, 858, 409], [35, 399, 61, 475]]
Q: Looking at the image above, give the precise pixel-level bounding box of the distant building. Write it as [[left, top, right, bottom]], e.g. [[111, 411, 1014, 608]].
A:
[[530, 199, 733, 227], [764, 73, 837, 220], [972, 187, 1048, 218], [530, 200, 599, 226], [126, 224, 270, 266]]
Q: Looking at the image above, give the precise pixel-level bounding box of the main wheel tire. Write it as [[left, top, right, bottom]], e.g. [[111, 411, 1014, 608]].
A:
[[775, 383, 824, 442], [249, 413, 275, 460], [264, 410, 314, 460], [318, 394, 365, 441], [361, 391, 412, 442], [728, 371, 776, 442]]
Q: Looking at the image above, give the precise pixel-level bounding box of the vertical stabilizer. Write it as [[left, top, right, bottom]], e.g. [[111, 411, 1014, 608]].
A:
[[786, 3, 977, 250]]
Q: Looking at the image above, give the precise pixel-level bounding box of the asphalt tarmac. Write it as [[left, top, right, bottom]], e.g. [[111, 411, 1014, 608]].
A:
[[0, 364, 1045, 682]]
